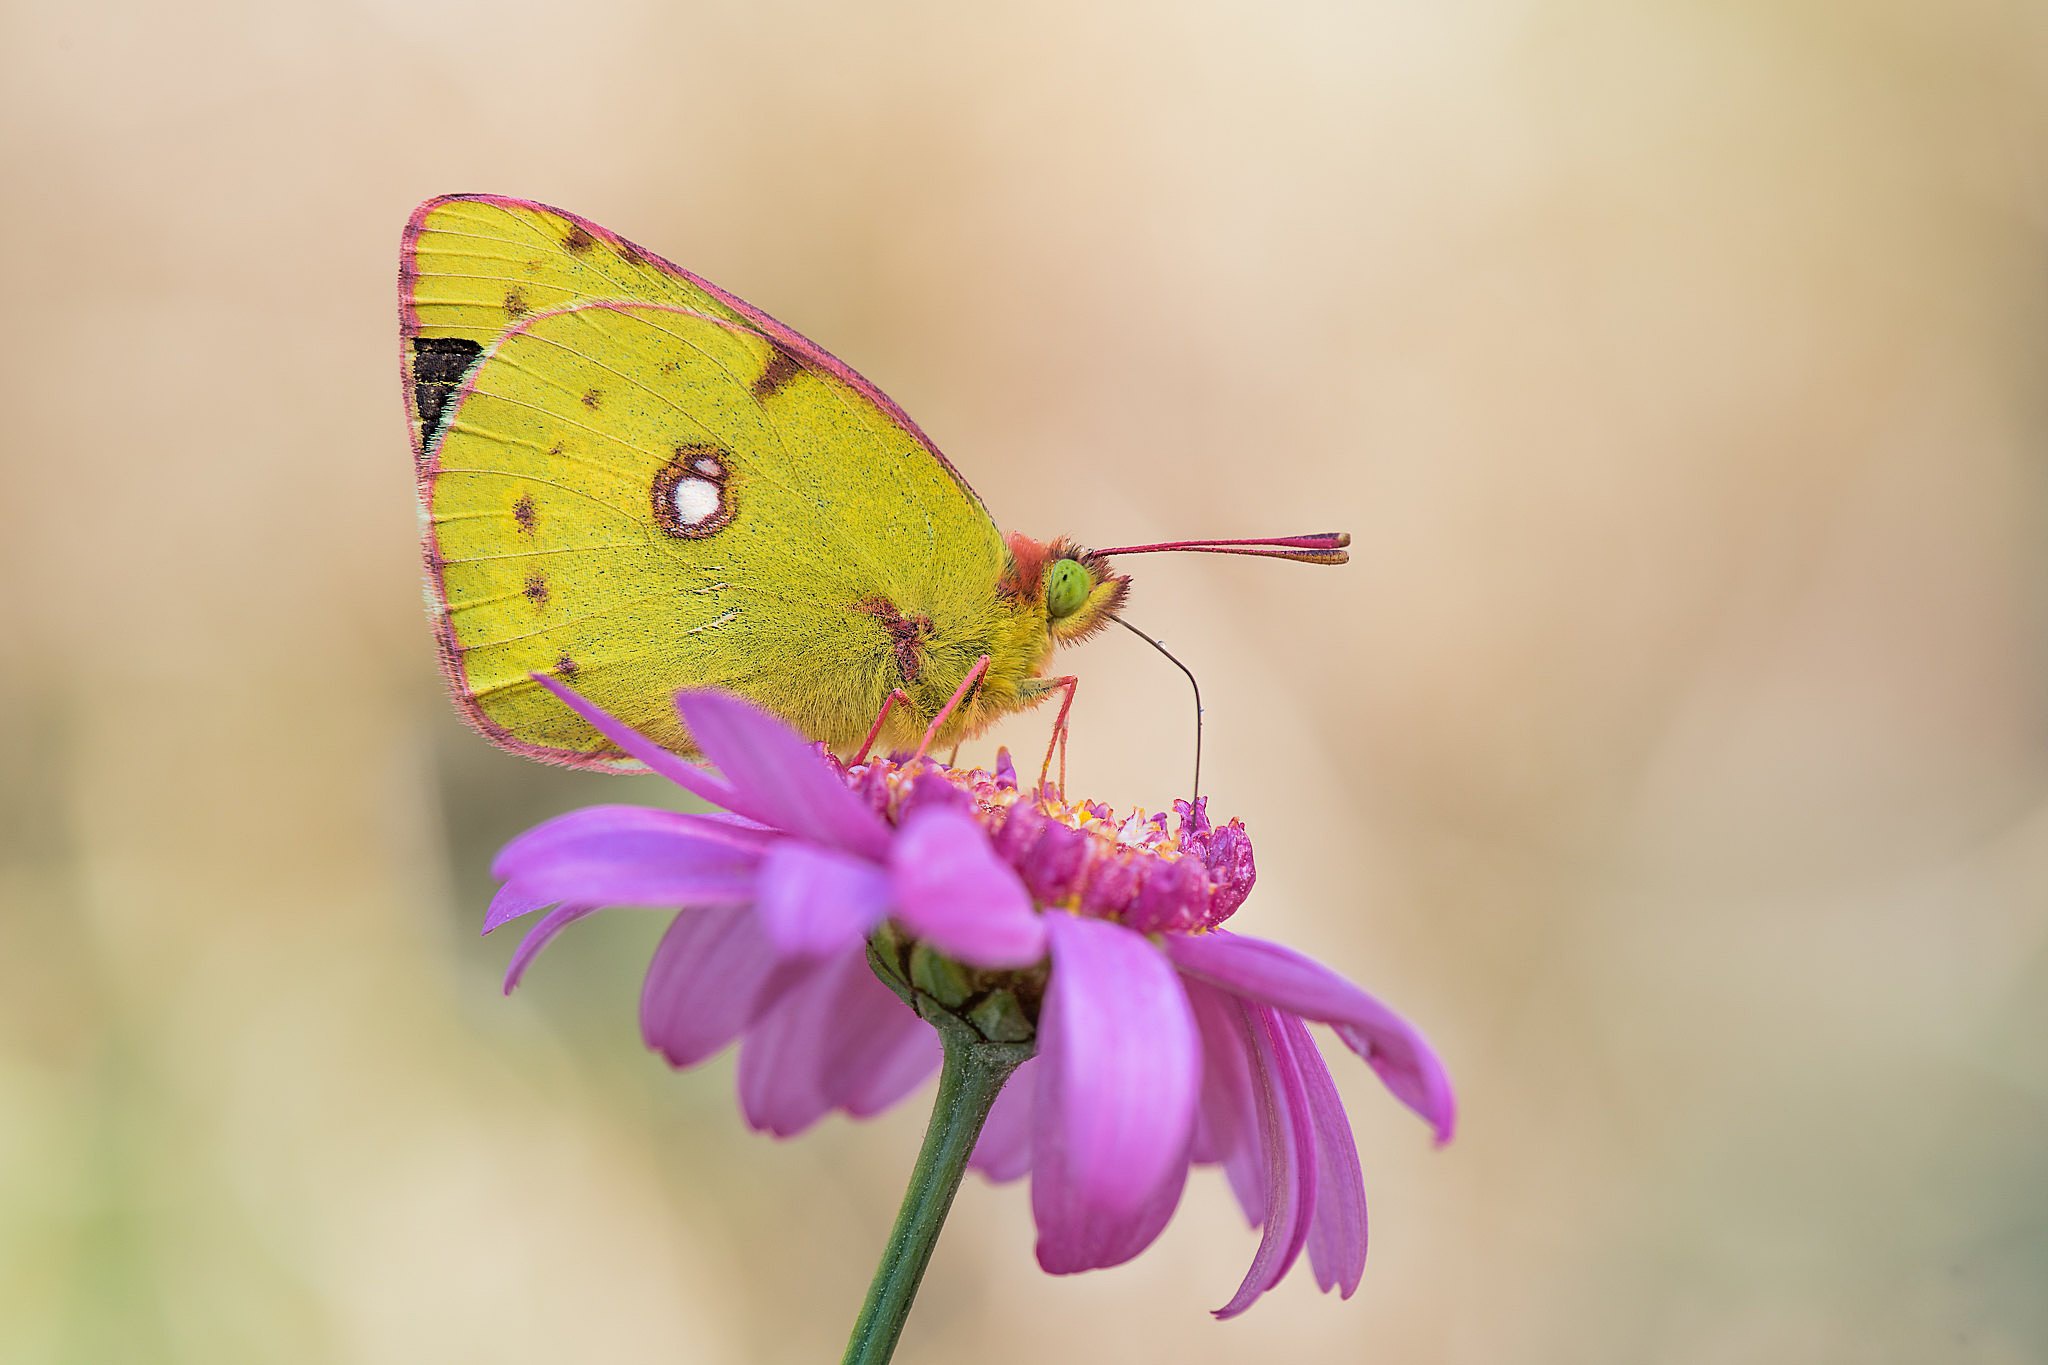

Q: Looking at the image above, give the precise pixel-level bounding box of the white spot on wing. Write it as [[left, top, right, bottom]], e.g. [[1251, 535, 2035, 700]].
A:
[[672, 477, 722, 527]]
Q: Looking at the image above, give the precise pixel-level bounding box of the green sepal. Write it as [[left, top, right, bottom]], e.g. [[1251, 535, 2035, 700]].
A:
[[908, 941, 975, 1008], [968, 988, 1034, 1043]]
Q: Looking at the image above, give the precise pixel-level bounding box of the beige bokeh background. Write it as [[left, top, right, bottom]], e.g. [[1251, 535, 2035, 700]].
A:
[[5, 1, 2047, 1361]]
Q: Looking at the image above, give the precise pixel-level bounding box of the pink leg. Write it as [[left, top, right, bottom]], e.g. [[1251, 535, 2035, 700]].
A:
[[911, 656, 990, 763], [1035, 676, 1078, 796], [854, 688, 912, 764]]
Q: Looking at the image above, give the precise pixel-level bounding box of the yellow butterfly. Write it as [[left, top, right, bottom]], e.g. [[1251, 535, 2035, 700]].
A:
[[402, 195, 1346, 779]]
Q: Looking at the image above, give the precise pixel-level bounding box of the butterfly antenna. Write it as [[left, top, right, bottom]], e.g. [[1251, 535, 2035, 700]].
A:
[[1108, 615, 1203, 804], [1090, 532, 1350, 565]]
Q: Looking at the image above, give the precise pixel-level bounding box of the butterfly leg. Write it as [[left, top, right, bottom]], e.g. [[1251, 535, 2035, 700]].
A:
[[911, 655, 991, 764], [853, 689, 914, 765], [1034, 676, 1079, 797]]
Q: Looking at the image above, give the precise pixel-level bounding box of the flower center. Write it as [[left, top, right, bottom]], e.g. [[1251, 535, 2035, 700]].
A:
[[838, 750, 1257, 935]]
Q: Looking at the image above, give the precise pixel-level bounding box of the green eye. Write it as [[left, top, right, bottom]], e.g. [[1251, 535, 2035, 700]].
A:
[[1046, 558, 1090, 619]]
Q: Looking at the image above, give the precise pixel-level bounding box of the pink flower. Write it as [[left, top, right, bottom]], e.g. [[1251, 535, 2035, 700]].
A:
[[489, 679, 1454, 1317]]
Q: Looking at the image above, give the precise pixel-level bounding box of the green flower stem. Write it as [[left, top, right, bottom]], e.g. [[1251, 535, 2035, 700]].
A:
[[840, 1012, 1029, 1365]]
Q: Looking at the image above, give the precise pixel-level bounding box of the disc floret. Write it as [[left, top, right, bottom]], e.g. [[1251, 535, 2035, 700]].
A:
[[841, 750, 1254, 936]]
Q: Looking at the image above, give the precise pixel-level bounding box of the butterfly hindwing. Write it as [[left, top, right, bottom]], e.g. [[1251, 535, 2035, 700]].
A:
[[424, 299, 1010, 766]]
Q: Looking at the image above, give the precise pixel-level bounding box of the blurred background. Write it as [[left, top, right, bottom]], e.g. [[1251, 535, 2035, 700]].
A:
[[4, 0, 2047, 1361]]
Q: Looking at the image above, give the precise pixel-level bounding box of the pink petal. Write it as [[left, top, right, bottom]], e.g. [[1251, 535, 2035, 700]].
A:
[[531, 674, 741, 808], [502, 903, 599, 992], [737, 949, 937, 1135], [736, 956, 846, 1136], [754, 841, 894, 960], [507, 850, 759, 910], [1280, 1014, 1369, 1298], [492, 805, 770, 880], [1183, 979, 1266, 1227], [971, 1056, 1038, 1183], [826, 962, 940, 1117], [1214, 1002, 1318, 1320], [1115, 1162, 1196, 1269], [674, 690, 893, 860], [1032, 915, 1199, 1274], [1166, 931, 1456, 1145], [483, 881, 557, 935], [890, 806, 1046, 970], [640, 905, 801, 1068]]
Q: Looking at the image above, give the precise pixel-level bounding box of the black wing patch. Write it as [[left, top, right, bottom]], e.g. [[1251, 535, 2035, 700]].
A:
[[412, 336, 485, 448]]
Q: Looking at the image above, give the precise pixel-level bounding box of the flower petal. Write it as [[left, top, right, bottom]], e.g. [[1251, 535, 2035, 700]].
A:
[[971, 1056, 1038, 1183], [1107, 1156, 1196, 1270], [1166, 931, 1456, 1145], [736, 955, 847, 1136], [824, 962, 940, 1118], [1215, 1001, 1318, 1320], [1032, 915, 1199, 1274], [737, 948, 938, 1135], [640, 905, 801, 1068], [506, 852, 759, 911], [675, 690, 892, 859], [754, 840, 894, 960], [482, 880, 557, 935], [1280, 1014, 1369, 1297], [1183, 978, 1266, 1227], [890, 806, 1046, 969], [531, 674, 742, 808], [502, 903, 599, 992], [492, 805, 769, 880]]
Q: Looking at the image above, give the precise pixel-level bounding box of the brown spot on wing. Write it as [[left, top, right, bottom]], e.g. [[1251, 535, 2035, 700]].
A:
[[513, 494, 536, 534], [524, 573, 550, 608], [563, 225, 596, 254], [750, 343, 804, 402], [503, 288, 529, 318], [858, 596, 935, 683], [556, 654, 579, 679], [581, 388, 602, 409]]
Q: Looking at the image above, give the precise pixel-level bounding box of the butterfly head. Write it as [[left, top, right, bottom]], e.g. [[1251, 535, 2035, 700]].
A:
[[1004, 534, 1130, 646]]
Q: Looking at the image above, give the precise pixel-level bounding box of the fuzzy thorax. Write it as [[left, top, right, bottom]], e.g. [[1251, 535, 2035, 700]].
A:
[[841, 533, 1129, 756]]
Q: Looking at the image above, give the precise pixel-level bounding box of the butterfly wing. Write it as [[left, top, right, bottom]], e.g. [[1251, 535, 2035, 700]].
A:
[[419, 293, 1013, 767], [401, 194, 979, 508]]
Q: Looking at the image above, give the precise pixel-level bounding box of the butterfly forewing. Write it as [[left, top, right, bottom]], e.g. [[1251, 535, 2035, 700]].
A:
[[402, 195, 760, 462]]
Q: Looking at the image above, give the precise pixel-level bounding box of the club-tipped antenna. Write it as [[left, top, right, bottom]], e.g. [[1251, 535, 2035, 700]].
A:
[[1090, 532, 1351, 565], [1109, 614, 1204, 804]]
